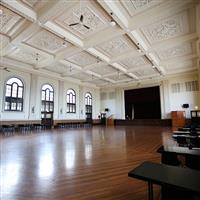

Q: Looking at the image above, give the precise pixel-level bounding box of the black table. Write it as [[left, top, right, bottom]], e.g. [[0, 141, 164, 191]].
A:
[[128, 161, 200, 200]]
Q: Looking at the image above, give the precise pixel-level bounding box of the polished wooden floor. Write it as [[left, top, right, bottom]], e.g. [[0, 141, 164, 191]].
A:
[[0, 125, 171, 200]]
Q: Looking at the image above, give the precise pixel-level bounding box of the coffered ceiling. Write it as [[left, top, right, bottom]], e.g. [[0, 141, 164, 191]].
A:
[[0, 0, 199, 88]]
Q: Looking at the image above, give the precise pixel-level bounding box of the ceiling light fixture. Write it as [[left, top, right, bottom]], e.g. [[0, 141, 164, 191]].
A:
[[0, 9, 3, 15], [110, 12, 116, 26], [136, 43, 142, 53], [152, 65, 156, 69]]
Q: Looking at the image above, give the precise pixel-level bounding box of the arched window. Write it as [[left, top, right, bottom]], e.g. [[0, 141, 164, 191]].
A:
[[67, 89, 76, 113], [85, 92, 92, 114], [41, 84, 54, 113], [4, 77, 24, 111]]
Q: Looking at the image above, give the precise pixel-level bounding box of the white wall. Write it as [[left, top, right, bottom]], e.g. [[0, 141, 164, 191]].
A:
[[100, 73, 200, 119], [0, 70, 100, 121]]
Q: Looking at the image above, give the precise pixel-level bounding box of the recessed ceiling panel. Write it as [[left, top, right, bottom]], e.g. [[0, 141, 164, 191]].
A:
[[141, 11, 189, 44], [134, 67, 157, 77], [90, 65, 117, 76], [119, 56, 149, 70], [121, 0, 163, 17], [107, 74, 132, 82], [157, 42, 193, 60], [94, 35, 136, 57], [7, 47, 47, 65], [44, 62, 72, 74], [25, 29, 72, 54], [0, 6, 22, 35], [54, 0, 110, 39], [66, 51, 98, 67]]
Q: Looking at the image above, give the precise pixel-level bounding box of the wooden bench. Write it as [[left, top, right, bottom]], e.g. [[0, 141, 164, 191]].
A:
[[128, 161, 200, 200]]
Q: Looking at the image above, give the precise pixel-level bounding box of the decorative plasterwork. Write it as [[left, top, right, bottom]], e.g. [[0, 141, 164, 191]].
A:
[[121, 0, 162, 17], [44, 62, 71, 74], [66, 51, 98, 67], [54, 0, 109, 39], [25, 29, 72, 53], [87, 79, 106, 85], [7, 47, 46, 65], [95, 35, 134, 57], [165, 60, 193, 71], [135, 68, 157, 77], [157, 43, 193, 60], [0, 6, 22, 35], [70, 72, 90, 80], [90, 65, 117, 75], [107, 74, 131, 81], [142, 11, 189, 43], [119, 56, 148, 69]]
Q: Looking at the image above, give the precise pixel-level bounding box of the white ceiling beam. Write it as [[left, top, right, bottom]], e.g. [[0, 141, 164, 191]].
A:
[[44, 21, 83, 47], [97, 0, 129, 28], [1, 0, 37, 21]]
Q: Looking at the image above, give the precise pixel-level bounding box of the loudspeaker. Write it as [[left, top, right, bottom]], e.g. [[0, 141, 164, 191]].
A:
[[182, 104, 189, 108], [105, 108, 109, 112]]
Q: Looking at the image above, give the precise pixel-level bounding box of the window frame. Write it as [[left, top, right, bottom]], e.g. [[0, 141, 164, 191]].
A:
[[66, 89, 76, 113], [85, 92, 92, 114], [4, 77, 24, 112], [41, 84, 54, 114]]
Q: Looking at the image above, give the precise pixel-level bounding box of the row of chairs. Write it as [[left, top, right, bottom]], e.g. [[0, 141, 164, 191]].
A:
[[57, 122, 92, 129], [0, 124, 46, 136]]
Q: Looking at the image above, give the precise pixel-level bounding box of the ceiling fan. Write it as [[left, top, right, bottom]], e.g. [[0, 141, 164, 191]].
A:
[[69, 14, 90, 29], [69, 1, 90, 30]]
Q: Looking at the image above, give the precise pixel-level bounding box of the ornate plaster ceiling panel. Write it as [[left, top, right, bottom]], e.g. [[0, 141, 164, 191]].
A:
[[0, 6, 22, 35], [121, 0, 163, 17], [141, 11, 189, 44], [90, 65, 117, 75], [25, 29, 72, 54], [95, 35, 135, 57], [44, 63, 72, 74], [87, 78, 106, 85], [134, 68, 157, 77], [157, 43, 193, 60], [107, 74, 132, 81], [7, 47, 46, 65], [70, 72, 90, 80], [165, 60, 193, 72], [54, 0, 109, 39], [119, 56, 149, 69], [66, 51, 98, 67]]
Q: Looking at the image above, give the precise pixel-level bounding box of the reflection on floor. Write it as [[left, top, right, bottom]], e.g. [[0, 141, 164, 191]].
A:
[[0, 125, 171, 200]]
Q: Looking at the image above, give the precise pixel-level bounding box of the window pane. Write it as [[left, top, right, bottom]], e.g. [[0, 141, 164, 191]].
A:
[[18, 87, 23, 98], [46, 90, 50, 101], [17, 103, 22, 111], [72, 96, 75, 103], [42, 91, 45, 100], [11, 102, 16, 110], [6, 85, 11, 96], [67, 95, 69, 103], [4, 102, 10, 110], [42, 84, 53, 91], [7, 78, 23, 86], [12, 83, 17, 97], [50, 92, 53, 101]]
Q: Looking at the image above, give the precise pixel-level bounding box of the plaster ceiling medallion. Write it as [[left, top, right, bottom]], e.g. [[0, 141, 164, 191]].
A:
[[135, 68, 157, 77], [55, 0, 109, 39], [8, 48, 46, 65], [121, 0, 162, 17], [119, 56, 148, 69], [66, 51, 98, 67], [158, 43, 192, 60], [25, 29, 72, 54], [0, 6, 22, 35], [142, 11, 189, 43], [95, 35, 134, 57], [90, 65, 117, 75]]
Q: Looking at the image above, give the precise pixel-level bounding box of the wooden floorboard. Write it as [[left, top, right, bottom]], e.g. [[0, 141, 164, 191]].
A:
[[0, 125, 171, 200]]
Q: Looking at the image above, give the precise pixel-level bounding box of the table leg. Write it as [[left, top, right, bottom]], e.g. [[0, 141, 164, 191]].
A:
[[148, 181, 153, 200]]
